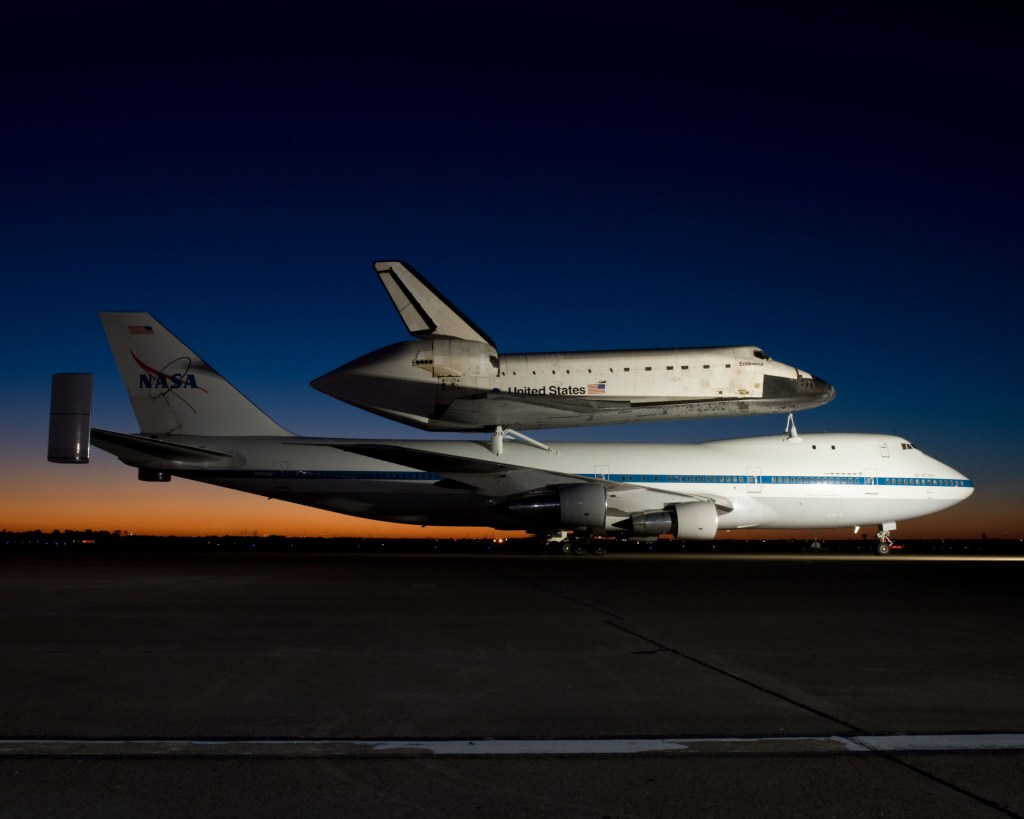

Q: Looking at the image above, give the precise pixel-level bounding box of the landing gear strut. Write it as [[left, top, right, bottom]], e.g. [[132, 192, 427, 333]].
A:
[[875, 523, 898, 556]]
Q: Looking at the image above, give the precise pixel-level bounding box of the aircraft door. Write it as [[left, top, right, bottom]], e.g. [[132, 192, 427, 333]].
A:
[[747, 467, 762, 494], [864, 468, 877, 495], [274, 461, 290, 490]]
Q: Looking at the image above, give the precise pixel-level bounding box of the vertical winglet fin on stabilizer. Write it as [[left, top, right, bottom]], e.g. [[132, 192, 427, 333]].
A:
[[48, 373, 93, 463], [374, 260, 496, 348], [100, 312, 291, 437]]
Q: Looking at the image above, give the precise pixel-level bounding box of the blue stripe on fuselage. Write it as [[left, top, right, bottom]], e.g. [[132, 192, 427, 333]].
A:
[[168, 469, 972, 488]]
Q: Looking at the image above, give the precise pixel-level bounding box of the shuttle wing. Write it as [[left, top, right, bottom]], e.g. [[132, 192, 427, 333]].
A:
[[374, 260, 496, 347], [332, 442, 733, 514]]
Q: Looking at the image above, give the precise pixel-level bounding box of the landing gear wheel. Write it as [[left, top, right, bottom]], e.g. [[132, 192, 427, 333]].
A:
[[875, 527, 895, 556]]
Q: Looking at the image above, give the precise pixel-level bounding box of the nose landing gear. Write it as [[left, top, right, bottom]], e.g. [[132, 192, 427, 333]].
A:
[[875, 523, 900, 556]]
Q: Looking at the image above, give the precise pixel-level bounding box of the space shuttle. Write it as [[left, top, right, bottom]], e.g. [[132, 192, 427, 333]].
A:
[[311, 261, 835, 437]]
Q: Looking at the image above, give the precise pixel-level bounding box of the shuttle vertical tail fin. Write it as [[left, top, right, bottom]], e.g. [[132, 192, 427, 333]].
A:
[[100, 312, 291, 437], [374, 260, 496, 347]]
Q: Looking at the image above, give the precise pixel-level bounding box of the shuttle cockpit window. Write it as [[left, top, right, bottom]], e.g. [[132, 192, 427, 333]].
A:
[[753, 349, 771, 361]]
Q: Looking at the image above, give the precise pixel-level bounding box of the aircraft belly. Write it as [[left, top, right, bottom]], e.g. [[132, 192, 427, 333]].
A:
[[835, 497, 963, 526], [183, 472, 508, 527], [754, 494, 962, 530], [758, 497, 844, 529], [318, 372, 437, 425], [304, 489, 509, 527], [429, 395, 815, 431]]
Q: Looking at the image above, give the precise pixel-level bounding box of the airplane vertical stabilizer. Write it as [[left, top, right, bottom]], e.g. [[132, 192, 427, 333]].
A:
[[374, 260, 496, 347], [100, 312, 291, 437]]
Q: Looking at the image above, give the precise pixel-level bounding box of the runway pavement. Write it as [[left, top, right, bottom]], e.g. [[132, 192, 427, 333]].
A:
[[1, 549, 1022, 817]]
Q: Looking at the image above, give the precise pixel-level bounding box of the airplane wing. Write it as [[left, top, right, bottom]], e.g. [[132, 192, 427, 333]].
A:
[[332, 442, 734, 515], [374, 260, 496, 347]]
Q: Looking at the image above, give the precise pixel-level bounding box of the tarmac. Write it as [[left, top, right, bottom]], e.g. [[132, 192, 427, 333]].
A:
[[1, 548, 1022, 817]]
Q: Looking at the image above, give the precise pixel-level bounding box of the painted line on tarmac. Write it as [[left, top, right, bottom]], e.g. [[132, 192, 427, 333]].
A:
[[2, 734, 1024, 757]]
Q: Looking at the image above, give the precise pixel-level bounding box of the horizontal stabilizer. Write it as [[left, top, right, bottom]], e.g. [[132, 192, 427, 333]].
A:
[[374, 260, 495, 347], [91, 428, 237, 465]]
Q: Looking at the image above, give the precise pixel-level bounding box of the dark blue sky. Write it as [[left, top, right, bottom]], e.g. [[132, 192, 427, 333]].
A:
[[3, 6, 1021, 536]]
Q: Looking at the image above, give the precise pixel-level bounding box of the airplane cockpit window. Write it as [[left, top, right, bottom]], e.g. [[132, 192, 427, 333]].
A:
[[753, 349, 771, 361], [901, 442, 916, 450]]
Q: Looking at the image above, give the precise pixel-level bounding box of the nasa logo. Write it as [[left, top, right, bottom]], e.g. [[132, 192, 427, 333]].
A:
[[138, 372, 199, 389], [129, 350, 201, 391]]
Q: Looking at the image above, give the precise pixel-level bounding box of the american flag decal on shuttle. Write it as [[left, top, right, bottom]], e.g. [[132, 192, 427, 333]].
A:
[[587, 382, 606, 394]]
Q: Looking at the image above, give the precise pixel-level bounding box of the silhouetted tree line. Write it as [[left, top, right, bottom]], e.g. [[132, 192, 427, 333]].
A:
[[1, 530, 1021, 555]]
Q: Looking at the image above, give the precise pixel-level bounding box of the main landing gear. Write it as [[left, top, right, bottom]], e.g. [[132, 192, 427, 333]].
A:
[[544, 531, 608, 556]]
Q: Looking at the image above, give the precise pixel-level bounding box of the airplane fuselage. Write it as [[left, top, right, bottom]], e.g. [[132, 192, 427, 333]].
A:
[[93, 430, 972, 535]]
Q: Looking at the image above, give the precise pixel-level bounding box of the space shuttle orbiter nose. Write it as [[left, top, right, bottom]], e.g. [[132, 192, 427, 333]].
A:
[[763, 372, 835, 406]]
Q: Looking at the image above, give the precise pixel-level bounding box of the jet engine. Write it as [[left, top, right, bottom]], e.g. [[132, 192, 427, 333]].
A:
[[617, 501, 719, 540], [506, 483, 607, 529]]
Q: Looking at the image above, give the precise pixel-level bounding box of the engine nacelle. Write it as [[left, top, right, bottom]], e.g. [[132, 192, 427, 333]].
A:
[[623, 501, 719, 540], [506, 483, 607, 529]]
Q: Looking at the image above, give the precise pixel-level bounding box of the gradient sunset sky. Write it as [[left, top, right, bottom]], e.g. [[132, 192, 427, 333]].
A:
[[2, 6, 1020, 539]]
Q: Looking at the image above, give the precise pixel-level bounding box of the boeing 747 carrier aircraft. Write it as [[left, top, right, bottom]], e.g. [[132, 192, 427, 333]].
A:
[[49, 313, 972, 554], [311, 261, 835, 446]]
